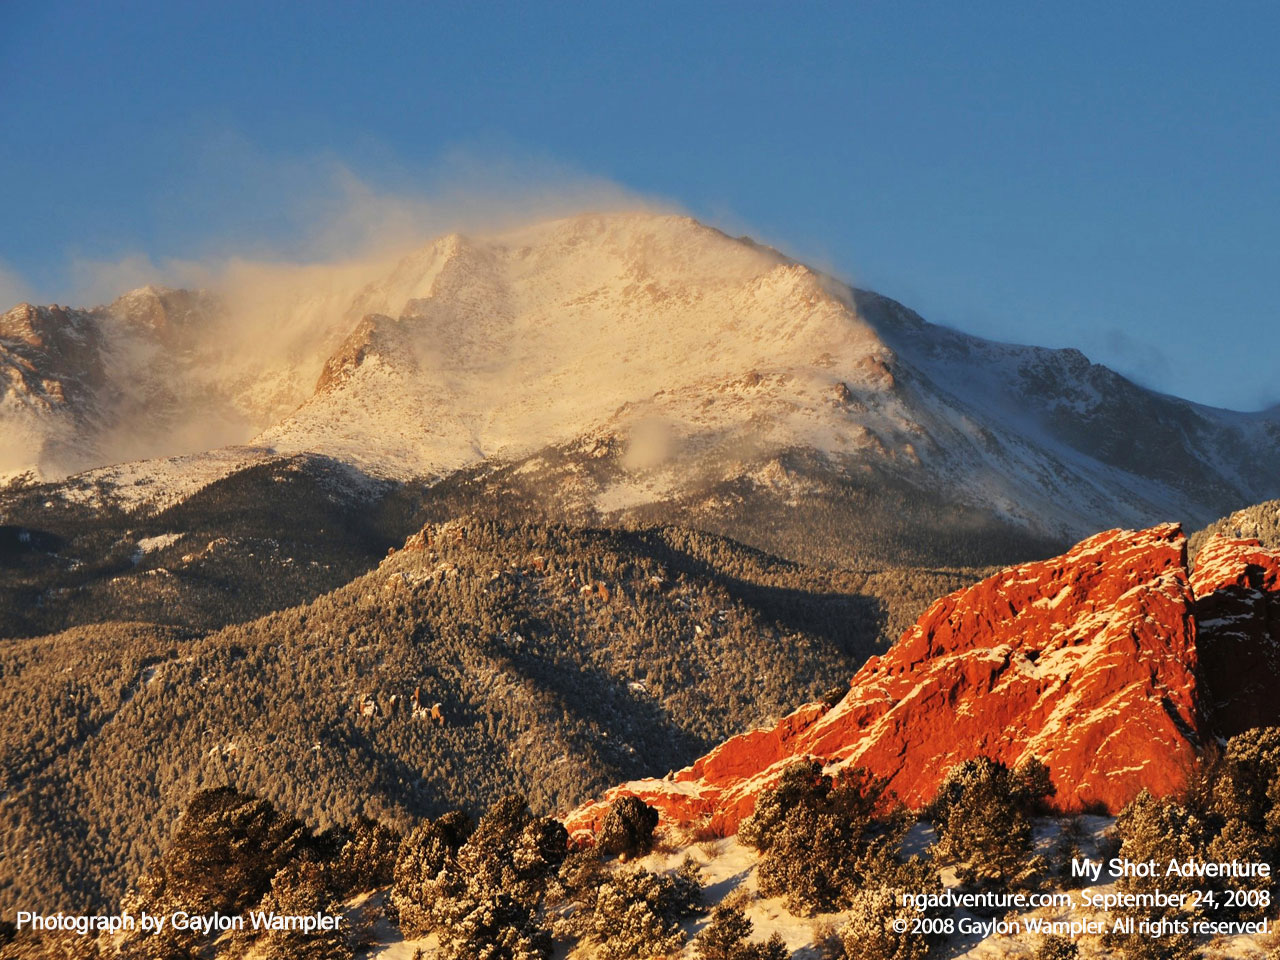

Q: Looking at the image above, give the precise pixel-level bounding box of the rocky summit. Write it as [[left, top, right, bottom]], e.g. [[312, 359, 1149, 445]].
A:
[[566, 526, 1280, 837]]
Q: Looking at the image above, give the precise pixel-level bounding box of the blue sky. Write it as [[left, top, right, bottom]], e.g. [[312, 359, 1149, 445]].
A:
[[1, 1, 1276, 409]]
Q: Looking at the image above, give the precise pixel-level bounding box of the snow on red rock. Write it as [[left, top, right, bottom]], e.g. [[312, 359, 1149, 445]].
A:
[[1191, 535, 1280, 737], [566, 523, 1215, 838]]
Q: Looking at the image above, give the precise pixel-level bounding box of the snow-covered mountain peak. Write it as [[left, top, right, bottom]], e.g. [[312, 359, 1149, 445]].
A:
[[258, 211, 896, 480], [335, 212, 812, 331], [5, 211, 1280, 558]]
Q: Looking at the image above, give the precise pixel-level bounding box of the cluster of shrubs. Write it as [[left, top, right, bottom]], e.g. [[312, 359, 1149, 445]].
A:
[[388, 788, 710, 959], [570, 861, 704, 960], [1103, 728, 1280, 960], [739, 759, 936, 915], [15, 734, 1280, 960], [736, 741, 1280, 960], [737, 759, 946, 959], [695, 904, 788, 960], [926, 755, 1054, 890], [115, 786, 397, 960], [731, 754, 1065, 960], [389, 795, 567, 958], [724, 754, 1055, 959], [5, 785, 697, 960]]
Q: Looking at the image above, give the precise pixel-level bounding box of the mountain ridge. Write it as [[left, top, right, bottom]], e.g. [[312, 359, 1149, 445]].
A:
[[5, 212, 1280, 569], [0, 515, 972, 914]]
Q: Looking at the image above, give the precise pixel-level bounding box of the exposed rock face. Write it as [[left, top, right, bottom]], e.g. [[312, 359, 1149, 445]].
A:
[[314, 314, 417, 395], [0, 288, 257, 478], [0, 303, 107, 411], [1191, 535, 1280, 737], [104, 285, 215, 344], [1, 303, 110, 475], [565, 524, 1208, 837]]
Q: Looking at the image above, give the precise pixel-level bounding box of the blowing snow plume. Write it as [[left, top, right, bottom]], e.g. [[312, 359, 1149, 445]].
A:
[[0, 160, 669, 482]]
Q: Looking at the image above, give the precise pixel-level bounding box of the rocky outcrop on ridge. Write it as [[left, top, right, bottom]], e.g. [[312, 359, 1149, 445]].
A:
[[566, 525, 1280, 838], [0, 303, 107, 413], [1189, 499, 1280, 555]]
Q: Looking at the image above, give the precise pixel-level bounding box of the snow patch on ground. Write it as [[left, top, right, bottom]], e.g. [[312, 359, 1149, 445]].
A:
[[60, 445, 277, 513], [132, 532, 183, 563]]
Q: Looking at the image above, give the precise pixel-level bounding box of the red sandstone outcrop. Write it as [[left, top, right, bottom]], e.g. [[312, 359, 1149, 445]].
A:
[[1191, 536, 1280, 737], [566, 524, 1210, 838]]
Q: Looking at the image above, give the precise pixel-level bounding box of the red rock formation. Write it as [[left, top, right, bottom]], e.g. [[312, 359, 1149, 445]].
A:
[[565, 524, 1207, 838], [1191, 536, 1280, 737]]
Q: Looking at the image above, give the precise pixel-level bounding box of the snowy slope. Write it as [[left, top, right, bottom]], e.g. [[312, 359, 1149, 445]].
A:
[[260, 215, 897, 476], [6, 212, 1279, 548], [0, 283, 357, 482], [256, 213, 1280, 543]]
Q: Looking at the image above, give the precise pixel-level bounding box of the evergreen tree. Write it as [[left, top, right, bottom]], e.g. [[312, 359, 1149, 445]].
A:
[[695, 903, 788, 960], [1103, 790, 1205, 960], [840, 886, 939, 960], [929, 757, 1053, 890], [740, 760, 928, 915], [597, 796, 661, 859], [587, 861, 702, 960], [389, 796, 566, 959]]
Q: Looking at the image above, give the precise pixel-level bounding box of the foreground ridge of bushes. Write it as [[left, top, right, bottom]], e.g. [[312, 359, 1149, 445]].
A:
[[115, 786, 398, 959], [10, 732, 1280, 959], [1103, 727, 1280, 960], [739, 759, 937, 916]]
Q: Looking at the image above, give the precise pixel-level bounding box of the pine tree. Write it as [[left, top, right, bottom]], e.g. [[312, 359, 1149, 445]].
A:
[[1103, 790, 1204, 960], [928, 757, 1052, 890], [695, 903, 788, 960], [587, 862, 702, 960], [840, 886, 938, 960], [597, 796, 660, 859], [739, 760, 926, 915]]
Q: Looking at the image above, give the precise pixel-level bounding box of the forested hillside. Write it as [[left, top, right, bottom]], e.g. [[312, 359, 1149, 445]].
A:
[[0, 518, 973, 914]]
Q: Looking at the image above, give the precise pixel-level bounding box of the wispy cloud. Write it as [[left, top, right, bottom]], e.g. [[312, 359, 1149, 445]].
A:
[[61, 138, 674, 307], [0, 260, 31, 311]]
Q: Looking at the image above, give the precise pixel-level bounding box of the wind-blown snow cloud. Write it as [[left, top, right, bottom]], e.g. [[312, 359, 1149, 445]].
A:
[[6, 143, 679, 478], [0, 261, 31, 312], [62, 147, 677, 409], [64, 140, 675, 307]]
